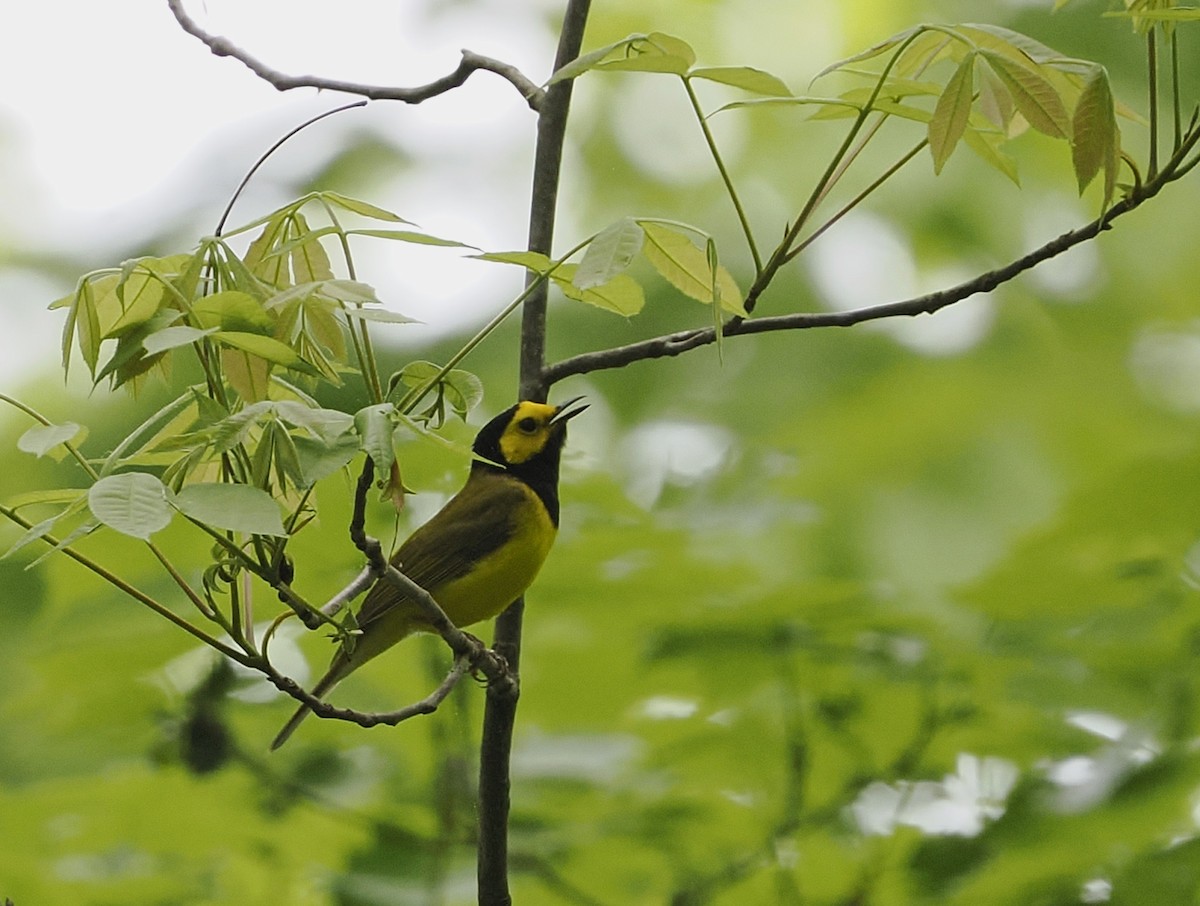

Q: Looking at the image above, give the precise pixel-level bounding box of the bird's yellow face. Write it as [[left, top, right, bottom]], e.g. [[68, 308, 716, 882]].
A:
[[498, 401, 566, 466]]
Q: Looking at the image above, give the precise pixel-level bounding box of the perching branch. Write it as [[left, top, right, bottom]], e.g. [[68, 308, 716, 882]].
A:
[[543, 132, 1200, 386], [166, 0, 546, 111]]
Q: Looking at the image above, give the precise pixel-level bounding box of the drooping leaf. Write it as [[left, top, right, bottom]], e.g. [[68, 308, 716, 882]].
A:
[[354, 403, 397, 477], [192, 291, 273, 334], [17, 422, 84, 459], [553, 265, 646, 316], [347, 229, 476, 248], [88, 472, 174, 540], [288, 213, 335, 284], [320, 191, 412, 223], [929, 53, 978, 173], [638, 222, 744, 313], [472, 250, 555, 273], [1071, 66, 1119, 206], [979, 51, 1071, 139], [142, 325, 218, 355], [172, 482, 287, 537], [575, 218, 645, 290], [688, 66, 792, 96], [211, 331, 316, 373]]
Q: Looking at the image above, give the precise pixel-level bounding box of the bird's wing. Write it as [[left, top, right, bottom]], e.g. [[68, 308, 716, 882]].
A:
[[355, 472, 529, 630]]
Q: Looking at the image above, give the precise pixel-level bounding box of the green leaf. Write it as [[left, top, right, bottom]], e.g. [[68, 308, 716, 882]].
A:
[[553, 265, 646, 316], [1071, 66, 1119, 205], [813, 25, 923, 81], [712, 95, 863, 117], [979, 51, 1071, 139], [354, 403, 396, 477], [341, 307, 419, 325], [320, 191, 412, 223], [594, 32, 695, 76], [17, 422, 84, 458], [88, 472, 174, 540], [211, 331, 316, 373], [547, 34, 650, 84], [142, 325, 218, 354], [346, 229, 476, 248], [319, 279, 382, 304], [638, 222, 744, 313], [293, 433, 360, 486], [243, 211, 293, 288], [575, 218, 645, 290], [4, 488, 90, 511], [192, 291, 273, 334], [172, 483, 287, 537], [929, 53, 977, 174], [687, 66, 792, 96], [108, 267, 165, 338], [3, 511, 69, 560], [288, 213, 335, 284], [472, 250, 555, 273], [963, 127, 1021, 185]]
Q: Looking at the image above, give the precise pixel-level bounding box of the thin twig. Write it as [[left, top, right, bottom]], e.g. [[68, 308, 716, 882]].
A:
[[543, 156, 1192, 385], [166, 0, 545, 110]]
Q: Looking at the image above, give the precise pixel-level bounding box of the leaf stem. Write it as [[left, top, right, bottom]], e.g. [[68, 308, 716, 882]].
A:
[[682, 77, 762, 273], [1148, 28, 1159, 179]]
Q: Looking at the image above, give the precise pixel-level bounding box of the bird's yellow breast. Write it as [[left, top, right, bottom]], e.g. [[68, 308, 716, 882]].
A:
[[431, 480, 557, 628]]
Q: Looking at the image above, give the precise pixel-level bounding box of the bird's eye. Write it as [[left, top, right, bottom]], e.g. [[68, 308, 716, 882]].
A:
[[517, 417, 539, 433]]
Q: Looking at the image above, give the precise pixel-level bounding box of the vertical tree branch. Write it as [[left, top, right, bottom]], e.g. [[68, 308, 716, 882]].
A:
[[478, 3, 592, 903]]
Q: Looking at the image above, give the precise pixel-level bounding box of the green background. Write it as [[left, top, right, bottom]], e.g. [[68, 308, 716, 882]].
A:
[[3, 1, 1200, 903]]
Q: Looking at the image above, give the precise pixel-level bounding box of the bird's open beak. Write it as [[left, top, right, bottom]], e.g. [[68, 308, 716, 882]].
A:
[[550, 396, 589, 425]]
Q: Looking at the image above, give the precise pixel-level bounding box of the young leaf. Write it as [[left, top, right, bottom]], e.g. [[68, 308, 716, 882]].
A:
[[472, 250, 555, 273], [595, 32, 696, 76], [17, 422, 84, 458], [1071, 66, 1119, 205], [347, 229, 476, 248], [553, 266, 646, 316], [979, 51, 1071, 139], [293, 433, 360, 486], [638, 222, 743, 312], [354, 403, 397, 477], [288, 213, 335, 284], [320, 279, 383, 304], [108, 267, 166, 338], [143, 325, 218, 355], [929, 53, 977, 174], [243, 211, 293, 288], [812, 25, 922, 82], [192, 291, 273, 334], [575, 218, 645, 290], [688, 66, 792, 97], [212, 331, 316, 373], [3, 511, 70, 560], [172, 482, 287, 537], [321, 191, 412, 223], [547, 34, 651, 85], [341, 308, 419, 325], [88, 472, 174, 540]]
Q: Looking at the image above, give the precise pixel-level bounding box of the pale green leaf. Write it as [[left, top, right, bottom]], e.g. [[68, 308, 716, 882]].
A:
[[3, 512, 68, 560], [211, 331, 313, 372], [712, 95, 863, 117], [812, 25, 922, 82], [243, 212, 292, 288], [638, 222, 743, 313], [142, 325, 218, 354], [293, 433, 360, 486], [688, 66, 792, 96], [963, 127, 1021, 185], [979, 51, 1071, 139], [88, 472, 174, 540], [929, 53, 977, 174], [575, 218, 645, 290], [547, 34, 651, 85], [595, 32, 695, 76], [108, 268, 165, 338], [354, 403, 396, 477], [320, 279, 382, 304], [289, 214, 335, 284], [553, 265, 646, 316], [172, 482, 287, 536], [346, 229, 476, 248], [341, 307, 419, 325], [17, 422, 83, 458], [1071, 66, 1119, 204], [472, 250, 555, 273], [4, 488, 89, 511], [192, 291, 273, 333], [320, 191, 412, 223]]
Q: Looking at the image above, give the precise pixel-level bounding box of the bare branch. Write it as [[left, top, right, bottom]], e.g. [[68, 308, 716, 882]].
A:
[[264, 655, 472, 729], [543, 170, 1178, 385], [166, 0, 545, 110]]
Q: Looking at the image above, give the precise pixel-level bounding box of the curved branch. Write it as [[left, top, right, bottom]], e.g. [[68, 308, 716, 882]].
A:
[[167, 0, 545, 110], [544, 161, 1188, 385]]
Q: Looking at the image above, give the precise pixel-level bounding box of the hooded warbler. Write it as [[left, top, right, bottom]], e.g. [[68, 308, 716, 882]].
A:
[[271, 397, 587, 750]]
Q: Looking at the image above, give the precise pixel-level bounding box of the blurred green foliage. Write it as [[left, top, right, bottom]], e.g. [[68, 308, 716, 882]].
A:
[[4, 1, 1200, 904]]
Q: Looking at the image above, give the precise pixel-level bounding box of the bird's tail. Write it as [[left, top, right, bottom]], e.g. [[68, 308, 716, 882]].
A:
[[270, 660, 346, 751]]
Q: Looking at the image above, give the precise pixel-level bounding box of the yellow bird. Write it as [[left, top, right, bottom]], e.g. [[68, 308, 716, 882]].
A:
[[271, 397, 586, 750]]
